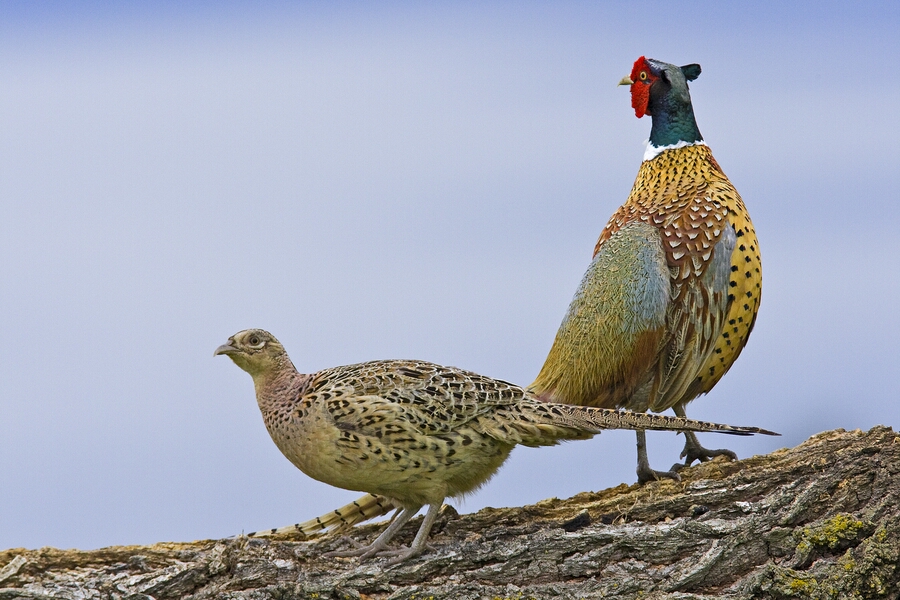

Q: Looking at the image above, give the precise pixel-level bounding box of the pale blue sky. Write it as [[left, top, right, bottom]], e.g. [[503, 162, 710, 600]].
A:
[[1, 1, 898, 551]]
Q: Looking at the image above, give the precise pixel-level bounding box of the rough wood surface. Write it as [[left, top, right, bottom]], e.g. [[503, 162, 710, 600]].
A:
[[2, 427, 898, 599]]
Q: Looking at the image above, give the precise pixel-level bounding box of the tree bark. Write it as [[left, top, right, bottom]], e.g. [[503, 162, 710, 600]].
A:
[[2, 426, 898, 599]]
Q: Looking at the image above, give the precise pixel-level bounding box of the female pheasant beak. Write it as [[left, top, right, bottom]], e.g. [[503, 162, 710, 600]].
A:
[[618, 76, 634, 86], [214, 340, 237, 356]]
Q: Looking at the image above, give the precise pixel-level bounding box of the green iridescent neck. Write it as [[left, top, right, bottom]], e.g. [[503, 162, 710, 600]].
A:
[[648, 99, 703, 148]]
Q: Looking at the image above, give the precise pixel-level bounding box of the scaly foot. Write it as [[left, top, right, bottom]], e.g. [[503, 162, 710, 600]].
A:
[[635, 429, 681, 483], [324, 539, 389, 559], [323, 506, 420, 560], [637, 462, 682, 483], [677, 430, 737, 467]]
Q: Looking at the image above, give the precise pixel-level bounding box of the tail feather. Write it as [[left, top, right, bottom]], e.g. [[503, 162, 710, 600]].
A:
[[568, 404, 779, 436], [246, 494, 398, 539], [491, 401, 778, 447]]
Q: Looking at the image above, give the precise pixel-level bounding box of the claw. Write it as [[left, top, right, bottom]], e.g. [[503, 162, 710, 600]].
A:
[[321, 504, 440, 565], [637, 464, 682, 484], [680, 431, 737, 466]]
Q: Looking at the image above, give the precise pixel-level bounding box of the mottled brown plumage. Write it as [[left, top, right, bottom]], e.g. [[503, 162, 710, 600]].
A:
[[216, 328, 774, 562], [530, 57, 763, 482]]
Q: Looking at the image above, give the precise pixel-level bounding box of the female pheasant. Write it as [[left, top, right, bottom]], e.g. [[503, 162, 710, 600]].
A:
[[530, 57, 763, 482], [216, 329, 773, 562]]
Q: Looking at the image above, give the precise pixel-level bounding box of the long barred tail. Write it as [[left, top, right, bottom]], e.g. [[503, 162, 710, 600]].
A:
[[245, 494, 398, 539], [525, 400, 780, 437], [569, 404, 779, 436]]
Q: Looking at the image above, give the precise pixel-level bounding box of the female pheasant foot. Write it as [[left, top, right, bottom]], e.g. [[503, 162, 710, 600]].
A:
[[324, 504, 442, 564], [383, 503, 443, 565], [636, 430, 681, 483], [324, 505, 420, 559]]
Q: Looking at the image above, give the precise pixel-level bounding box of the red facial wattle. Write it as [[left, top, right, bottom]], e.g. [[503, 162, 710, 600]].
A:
[[629, 56, 655, 118]]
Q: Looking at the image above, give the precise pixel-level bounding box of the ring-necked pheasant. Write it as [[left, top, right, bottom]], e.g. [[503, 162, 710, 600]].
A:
[[216, 328, 774, 562], [529, 57, 763, 483]]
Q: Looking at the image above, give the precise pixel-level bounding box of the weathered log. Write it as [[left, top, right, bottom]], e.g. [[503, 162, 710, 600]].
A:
[[2, 426, 898, 599]]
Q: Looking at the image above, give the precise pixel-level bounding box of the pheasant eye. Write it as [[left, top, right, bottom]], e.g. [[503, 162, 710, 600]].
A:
[[248, 335, 261, 346], [639, 71, 648, 81]]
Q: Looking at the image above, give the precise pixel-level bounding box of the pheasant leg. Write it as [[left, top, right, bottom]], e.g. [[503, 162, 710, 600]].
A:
[[324, 505, 420, 559], [383, 503, 443, 565], [636, 430, 681, 483], [672, 405, 737, 469]]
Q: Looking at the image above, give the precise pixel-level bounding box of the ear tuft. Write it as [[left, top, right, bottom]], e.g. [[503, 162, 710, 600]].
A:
[[681, 64, 701, 82]]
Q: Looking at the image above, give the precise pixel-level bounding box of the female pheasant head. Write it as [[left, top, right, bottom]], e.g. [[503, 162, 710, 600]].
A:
[[620, 56, 704, 152], [214, 328, 293, 380]]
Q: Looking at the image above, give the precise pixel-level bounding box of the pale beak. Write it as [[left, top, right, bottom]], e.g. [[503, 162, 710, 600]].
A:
[[214, 342, 237, 357], [618, 76, 634, 86]]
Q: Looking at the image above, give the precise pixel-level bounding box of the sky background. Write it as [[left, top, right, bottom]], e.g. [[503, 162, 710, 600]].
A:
[[2, 1, 898, 551]]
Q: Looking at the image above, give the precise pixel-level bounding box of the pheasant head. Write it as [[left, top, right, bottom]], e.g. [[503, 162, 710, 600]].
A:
[[214, 328, 292, 380], [620, 56, 704, 149]]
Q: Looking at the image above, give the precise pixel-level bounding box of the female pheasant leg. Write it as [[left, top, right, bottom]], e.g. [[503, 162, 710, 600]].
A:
[[384, 503, 443, 565], [324, 505, 421, 559]]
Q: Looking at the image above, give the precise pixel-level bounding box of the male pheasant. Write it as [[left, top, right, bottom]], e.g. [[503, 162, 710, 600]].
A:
[[529, 57, 763, 483]]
